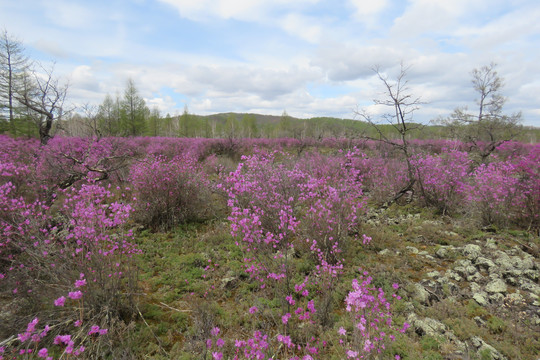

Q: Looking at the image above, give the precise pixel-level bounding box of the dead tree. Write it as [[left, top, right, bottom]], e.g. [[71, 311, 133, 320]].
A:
[[356, 63, 424, 204], [15, 64, 68, 145]]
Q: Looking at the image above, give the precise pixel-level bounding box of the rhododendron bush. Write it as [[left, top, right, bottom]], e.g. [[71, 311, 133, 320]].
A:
[[0, 181, 138, 358], [0, 135, 538, 358]]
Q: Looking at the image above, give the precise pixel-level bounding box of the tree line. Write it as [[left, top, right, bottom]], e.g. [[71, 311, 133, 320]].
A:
[[1, 30, 533, 144]]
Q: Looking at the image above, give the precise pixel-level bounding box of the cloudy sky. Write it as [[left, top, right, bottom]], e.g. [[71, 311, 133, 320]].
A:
[[1, 0, 539, 126]]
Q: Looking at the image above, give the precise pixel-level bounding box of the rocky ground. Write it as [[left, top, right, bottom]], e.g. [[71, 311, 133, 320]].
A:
[[369, 209, 540, 360], [129, 206, 539, 359]]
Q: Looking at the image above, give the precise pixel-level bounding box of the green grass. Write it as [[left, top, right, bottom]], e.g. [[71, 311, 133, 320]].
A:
[[126, 203, 540, 359]]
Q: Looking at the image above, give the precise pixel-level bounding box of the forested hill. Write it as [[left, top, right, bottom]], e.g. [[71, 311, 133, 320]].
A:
[[58, 111, 540, 143]]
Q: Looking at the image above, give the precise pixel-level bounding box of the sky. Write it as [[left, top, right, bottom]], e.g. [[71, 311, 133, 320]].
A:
[[1, 0, 539, 126]]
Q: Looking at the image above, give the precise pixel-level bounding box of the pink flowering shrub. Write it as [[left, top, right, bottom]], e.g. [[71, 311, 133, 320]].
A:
[[344, 148, 409, 204], [412, 150, 472, 214], [223, 150, 365, 289], [221, 150, 369, 353], [468, 147, 540, 228], [338, 272, 409, 359], [0, 181, 139, 358], [33, 137, 135, 192], [129, 154, 212, 230], [0, 136, 39, 198]]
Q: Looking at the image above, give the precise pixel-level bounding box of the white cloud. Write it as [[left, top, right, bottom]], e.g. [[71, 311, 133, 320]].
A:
[[145, 96, 178, 114], [279, 13, 323, 43], [390, 0, 487, 38], [42, 1, 96, 30], [157, 0, 320, 22], [348, 0, 388, 18], [312, 42, 405, 81]]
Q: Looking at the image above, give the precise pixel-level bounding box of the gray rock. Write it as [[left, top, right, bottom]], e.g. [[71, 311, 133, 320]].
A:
[[505, 277, 519, 286], [471, 336, 507, 359], [494, 251, 514, 272], [524, 269, 539, 281], [426, 271, 441, 278], [470, 282, 482, 293], [474, 316, 486, 326], [476, 256, 496, 270], [442, 230, 458, 237], [504, 269, 523, 278], [446, 269, 463, 282], [406, 246, 419, 254], [454, 266, 468, 277], [407, 313, 467, 355], [467, 272, 484, 282], [435, 246, 455, 259], [489, 293, 505, 303], [485, 279, 507, 294], [517, 255, 536, 271], [221, 275, 238, 289], [456, 259, 473, 267], [412, 283, 430, 304], [467, 265, 478, 275], [473, 292, 488, 306], [407, 314, 447, 337], [485, 238, 498, 249], [505, 292, 525, 305], [519, 278, 540, 296], [463, 244, 482, 261]]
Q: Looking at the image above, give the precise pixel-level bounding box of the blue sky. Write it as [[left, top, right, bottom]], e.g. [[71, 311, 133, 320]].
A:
[[2, 0, 539, 126]]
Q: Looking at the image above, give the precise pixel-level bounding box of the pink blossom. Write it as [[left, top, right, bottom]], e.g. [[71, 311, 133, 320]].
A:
[[37, 348, 48, 358], [210, 327, 220, 336], [282, 313, 291, 324], [68, 291, 83, 300], [54, 296, 66, 307]]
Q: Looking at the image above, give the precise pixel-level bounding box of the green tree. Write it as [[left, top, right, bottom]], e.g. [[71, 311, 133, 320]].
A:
[[178, 105, 191, 137], [0, 29, 32, 135], [147, 106, 161, 137], [241, 114, 258, 138], [120, 79, 148, 136], [97, 93, 121, 136], [278, 110, 291, 137], [224, 113, 239, 139]]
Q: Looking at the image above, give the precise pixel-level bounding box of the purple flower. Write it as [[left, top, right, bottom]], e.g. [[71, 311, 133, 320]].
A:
[[37, 348, 48, 358], [338, 327, 347, 336], [54, 296, 66, 306], [68, 291, 83, 300], [210, 327, 220, 336], [248, 306, 258, 314], [282, 313, 291, 324]]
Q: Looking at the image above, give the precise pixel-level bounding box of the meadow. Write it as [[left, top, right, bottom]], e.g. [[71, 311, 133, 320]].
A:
[[0, 135, 538, 359]]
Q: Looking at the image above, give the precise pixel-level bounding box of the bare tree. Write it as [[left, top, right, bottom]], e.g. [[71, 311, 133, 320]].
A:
[[356, 63, 424, 203], [442, 63, 522, 162], [0, 29, 31, 134], [15, 64, 68, 145]]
